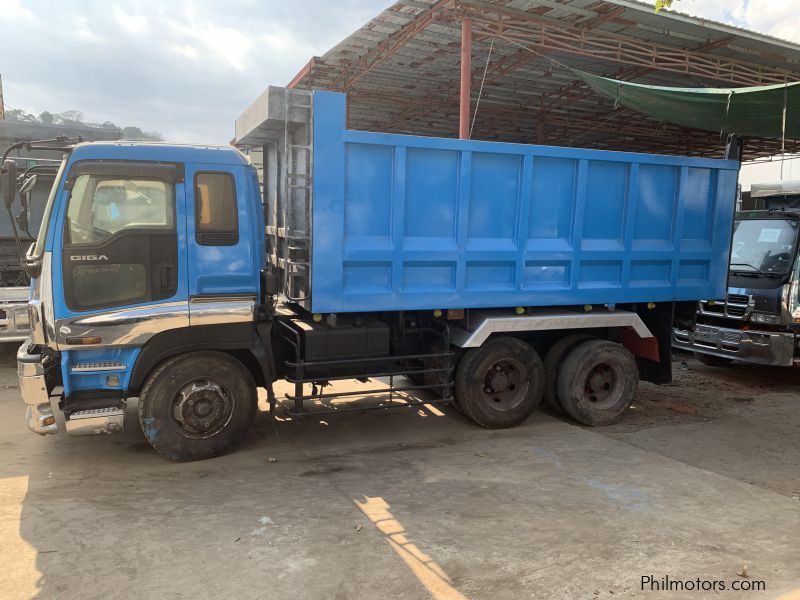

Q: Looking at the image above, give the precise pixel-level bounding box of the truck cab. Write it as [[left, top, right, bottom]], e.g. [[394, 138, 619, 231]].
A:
[[18, 142, 267, 446], [673, 181, 800, 366]]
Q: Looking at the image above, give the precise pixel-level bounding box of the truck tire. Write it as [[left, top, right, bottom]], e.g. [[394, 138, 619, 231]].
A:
[[693, 352, 733, 367], [138, 351, 257, 461], [542, 334, 594, 414], [556, 339, 638, 426], [455, 336, 544, 429]]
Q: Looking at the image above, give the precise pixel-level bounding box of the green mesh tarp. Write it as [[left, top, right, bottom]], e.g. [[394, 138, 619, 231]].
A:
[[575, 69, 800, 139]]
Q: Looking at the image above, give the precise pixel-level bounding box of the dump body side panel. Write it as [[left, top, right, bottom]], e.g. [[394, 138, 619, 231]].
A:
[[311, 91, 740, 314]]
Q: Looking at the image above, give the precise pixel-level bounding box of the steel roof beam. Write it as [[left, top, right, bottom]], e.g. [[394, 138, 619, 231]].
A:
[[330, 0, 454, 92], [459, 0, 795, 85]]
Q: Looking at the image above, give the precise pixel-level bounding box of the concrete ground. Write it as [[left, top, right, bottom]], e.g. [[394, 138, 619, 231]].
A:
[[1, 344, 799, 600]]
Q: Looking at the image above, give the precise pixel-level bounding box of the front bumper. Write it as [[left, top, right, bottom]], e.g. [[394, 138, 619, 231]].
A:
[[0, 302, 31, 343], [672, 324, 796, 367], [17, 341, 57, 435]]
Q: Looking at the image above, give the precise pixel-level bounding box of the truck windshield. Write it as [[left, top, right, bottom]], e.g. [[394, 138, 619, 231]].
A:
[[730, 218, 799, 275], [31, 158, 66, 258]]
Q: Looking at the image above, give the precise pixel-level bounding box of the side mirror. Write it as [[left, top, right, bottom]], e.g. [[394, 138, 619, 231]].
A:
[[2, 159, 17, 209], [18, 174, 37, 201], [16, 209, 30, 232]]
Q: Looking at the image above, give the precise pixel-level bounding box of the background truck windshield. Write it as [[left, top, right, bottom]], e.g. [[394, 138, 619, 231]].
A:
[[731, 218, 799, 274]]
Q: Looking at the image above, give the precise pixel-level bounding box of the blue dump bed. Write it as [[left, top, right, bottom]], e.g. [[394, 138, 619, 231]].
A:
[[308, 91, 740, 314]]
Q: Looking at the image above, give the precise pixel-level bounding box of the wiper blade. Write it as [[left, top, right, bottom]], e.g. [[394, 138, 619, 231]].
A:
[[729, 262, 763, 273], [729, 263, 782, 277]]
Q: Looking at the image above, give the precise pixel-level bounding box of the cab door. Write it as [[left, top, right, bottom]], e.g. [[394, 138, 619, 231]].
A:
[[53, 161, 189, 347]]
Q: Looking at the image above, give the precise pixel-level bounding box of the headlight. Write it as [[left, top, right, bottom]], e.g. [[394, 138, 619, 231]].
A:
[[751, 312, 780, 325]]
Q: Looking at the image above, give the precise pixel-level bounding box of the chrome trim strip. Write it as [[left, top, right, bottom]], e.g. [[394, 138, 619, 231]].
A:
[[697, 293, 753, 321], [189, 294, 256, 327], [449, 308, 654, 348], [673, 325, 795, 367], [72, 362, 126, 372], [65, 407, 124, 436], [42, 252, 56, 346], [55, 301, 190, 348], [28, 252, 52, 347]]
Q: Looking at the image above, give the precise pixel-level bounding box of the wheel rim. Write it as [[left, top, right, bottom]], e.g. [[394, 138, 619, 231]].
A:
[[171, 379, 235, 439], [581, 363, 620, 410], [481, 358, 529, 412]]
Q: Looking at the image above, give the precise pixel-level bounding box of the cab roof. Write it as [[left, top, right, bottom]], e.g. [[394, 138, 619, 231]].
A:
[[69, 142, 250, 166]]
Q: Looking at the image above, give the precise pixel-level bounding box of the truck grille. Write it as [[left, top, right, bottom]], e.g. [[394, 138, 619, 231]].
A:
[[699, 293, 751, 320]]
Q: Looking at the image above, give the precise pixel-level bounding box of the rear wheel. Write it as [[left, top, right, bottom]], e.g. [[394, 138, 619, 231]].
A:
[[557, 339, 638, 426], [455, 337, 544, 429], [542, 334, 594, 414], [693, 352, 733, 367], [138, 351, 257, 461]]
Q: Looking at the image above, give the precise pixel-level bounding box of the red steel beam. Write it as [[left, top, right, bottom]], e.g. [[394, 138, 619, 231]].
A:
[[460, 16, 472, 139], [287, 57, 317, 89], [384, 4, 631, 133]]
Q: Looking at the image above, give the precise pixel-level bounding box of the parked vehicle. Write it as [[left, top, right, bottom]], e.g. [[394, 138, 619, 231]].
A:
[[674, 180, 800, 366], [8, 88, 740, 461], [0, 139, 83, 342]]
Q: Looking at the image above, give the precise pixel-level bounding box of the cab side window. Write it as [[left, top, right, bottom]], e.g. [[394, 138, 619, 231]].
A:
[[66, 175, 173, 246], [195, 172, 238, 245]]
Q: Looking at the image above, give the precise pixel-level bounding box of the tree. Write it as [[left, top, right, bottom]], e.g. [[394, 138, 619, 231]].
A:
[[122, 126, 145, 139], [654, 0, 676, 11], [5, 105, 162, 140], [57, 110, 84, 125], [122, 126, 163, 141], [6, 108, 36, 122]]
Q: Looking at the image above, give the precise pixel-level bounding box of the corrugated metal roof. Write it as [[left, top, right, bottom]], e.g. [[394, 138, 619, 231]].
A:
[[284, 0, 800, 159]]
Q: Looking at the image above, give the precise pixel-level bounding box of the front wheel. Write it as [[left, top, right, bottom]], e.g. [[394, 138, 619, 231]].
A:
[[138, 351, 257, 461], [455, 337, 544, 429]]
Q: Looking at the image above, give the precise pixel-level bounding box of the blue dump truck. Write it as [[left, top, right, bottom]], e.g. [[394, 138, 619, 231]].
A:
[[674, 180, 800, 366], [5, 88, 740, 461]]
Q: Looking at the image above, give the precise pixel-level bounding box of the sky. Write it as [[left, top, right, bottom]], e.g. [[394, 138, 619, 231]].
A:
[[0, 0, 798, 186]]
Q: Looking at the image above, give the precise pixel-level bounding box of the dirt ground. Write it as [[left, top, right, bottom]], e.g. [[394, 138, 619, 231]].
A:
[[1, 344, 799, 600]]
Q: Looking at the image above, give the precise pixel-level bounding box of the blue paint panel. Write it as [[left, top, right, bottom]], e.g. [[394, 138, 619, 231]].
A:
[[403, 262, 455, 291], [630, 261, 672, 288], [61, 347, 141, 396], [635, 164, 678, 243], [682, 168, 714, 243], [310, 91, 740, 313], [404, 148, 458, 242], [583, 161, 628, 250], [345, 144, 393, 239], [579, 261, 623, 288], [523, 261, 570, 288], [343, 261, 391, 294], [528, 157, 575, 249], [468, 153, 521, 242], [466, 261, 515, 291], [678, 260, 710, 284]]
